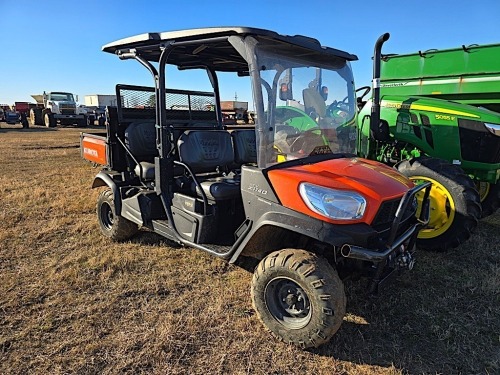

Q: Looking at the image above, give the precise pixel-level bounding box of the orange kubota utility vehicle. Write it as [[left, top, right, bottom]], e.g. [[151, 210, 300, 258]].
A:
[[81, 28, 430, 348]]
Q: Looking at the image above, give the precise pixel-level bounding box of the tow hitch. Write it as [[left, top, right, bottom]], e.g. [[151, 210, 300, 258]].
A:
[[392, 244, 415, 270]]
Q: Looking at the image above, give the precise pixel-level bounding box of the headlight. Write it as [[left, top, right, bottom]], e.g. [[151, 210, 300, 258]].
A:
[[299, 183, 366, 220]]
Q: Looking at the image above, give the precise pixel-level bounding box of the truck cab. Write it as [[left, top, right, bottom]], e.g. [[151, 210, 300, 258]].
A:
[[29, 91, 86, 127]]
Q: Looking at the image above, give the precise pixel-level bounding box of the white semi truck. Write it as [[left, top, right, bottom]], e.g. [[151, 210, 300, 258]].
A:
[[29, 91, 86, 127]]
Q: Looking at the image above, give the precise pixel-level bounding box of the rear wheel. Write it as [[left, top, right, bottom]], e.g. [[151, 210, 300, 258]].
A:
[[21, 115, 29, 128], [397, 157, 481, 251], [251, 249, 346, 348], [97, 189, 138, 241], [78, 116, 87, 128], [87, 114, 95, 126], [476, 182, 500, 218], [29, 108, 42, 126]]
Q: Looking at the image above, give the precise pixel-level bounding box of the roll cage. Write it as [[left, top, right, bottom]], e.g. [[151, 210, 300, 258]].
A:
[[102, 27, 358, 167]]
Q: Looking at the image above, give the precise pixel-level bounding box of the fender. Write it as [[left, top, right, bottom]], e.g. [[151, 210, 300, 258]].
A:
[[228, 203, 357, 264], [91, 171, 122, 215]]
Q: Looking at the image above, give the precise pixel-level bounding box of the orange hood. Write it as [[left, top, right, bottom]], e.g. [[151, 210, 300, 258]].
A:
[[267, 157, 414, 225]]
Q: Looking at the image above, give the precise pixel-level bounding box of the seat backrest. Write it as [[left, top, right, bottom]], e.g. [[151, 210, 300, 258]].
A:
[[231, 129, 257, 165], [124, 121, 157, 161], [177, 130, 234, 173], [303, 88, 326, 117]]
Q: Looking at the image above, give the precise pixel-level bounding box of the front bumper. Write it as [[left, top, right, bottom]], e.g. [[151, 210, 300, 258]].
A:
[[340, 182, 431, 263], [54, 114, 85, 120]]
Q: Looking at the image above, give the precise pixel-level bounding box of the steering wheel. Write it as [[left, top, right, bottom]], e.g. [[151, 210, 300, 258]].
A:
[[326, 99, 350, 122], [354, 85, 371, 110], [356, 86, 371, 101], [288, 126, 325, 153]]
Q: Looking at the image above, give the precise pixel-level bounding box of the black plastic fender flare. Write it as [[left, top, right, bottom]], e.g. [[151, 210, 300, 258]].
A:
[[228, 208, 356, 264], [91, 171, 122, 216]]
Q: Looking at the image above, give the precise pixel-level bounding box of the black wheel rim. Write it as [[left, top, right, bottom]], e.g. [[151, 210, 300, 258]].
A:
[[99, 201, 114, 231], [265, 277, 312, 329]]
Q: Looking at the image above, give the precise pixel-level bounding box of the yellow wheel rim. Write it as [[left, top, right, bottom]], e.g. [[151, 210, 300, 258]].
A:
[[412, 176, 456, 239], [475, 181, 490, 203]]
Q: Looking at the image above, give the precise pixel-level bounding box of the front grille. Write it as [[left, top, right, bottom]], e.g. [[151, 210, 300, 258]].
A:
[[60, 104, 76, 115], [366, 196, 417, 249], [459, 119, 500, 163], [372, 196, 416, 231]]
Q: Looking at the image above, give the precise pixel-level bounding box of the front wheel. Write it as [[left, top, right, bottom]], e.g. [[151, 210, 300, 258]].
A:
[[43, 112, 55, 127], [476, 181, 500, 218], [397, 157, 481, 251], [251, 249, 346, 348], [97, 189, 138, 241]]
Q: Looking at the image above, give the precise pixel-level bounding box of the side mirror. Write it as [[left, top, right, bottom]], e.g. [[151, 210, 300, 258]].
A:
[[76, 95, 79, 102]]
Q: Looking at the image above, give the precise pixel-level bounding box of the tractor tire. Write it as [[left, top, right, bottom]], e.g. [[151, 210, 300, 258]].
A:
[[251, 249, 346, 349], [43, 112, 55, 128], [97, 189, 139, 241], [29, 108, 43, 126], [397, 157, 481, 251], [477, 182, 500, 218], [87, 114, 95, 126], [21, 117, 29, 128], [78, 116, 87, 128]]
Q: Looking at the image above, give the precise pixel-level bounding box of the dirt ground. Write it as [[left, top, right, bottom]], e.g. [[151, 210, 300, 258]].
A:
[[0, 122, 499, 374]]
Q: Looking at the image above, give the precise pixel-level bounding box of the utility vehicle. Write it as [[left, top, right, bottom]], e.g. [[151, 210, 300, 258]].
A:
[[81, 27, 430, 348]]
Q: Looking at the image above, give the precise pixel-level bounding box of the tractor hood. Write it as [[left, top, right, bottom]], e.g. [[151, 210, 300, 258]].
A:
[[380, 95, 500, 124], [267, 157, 413, 225]]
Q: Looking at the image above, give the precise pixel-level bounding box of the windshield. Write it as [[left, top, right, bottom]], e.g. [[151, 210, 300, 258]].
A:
[[49, 92, 74, 102], [255, 49, 357, 167]]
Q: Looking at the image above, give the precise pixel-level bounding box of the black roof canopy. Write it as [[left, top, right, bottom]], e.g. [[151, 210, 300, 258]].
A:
[[102, 27, 358, 72]]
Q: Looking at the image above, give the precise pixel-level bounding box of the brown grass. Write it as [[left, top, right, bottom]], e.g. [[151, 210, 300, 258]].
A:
[[0, 123, 498, 375]]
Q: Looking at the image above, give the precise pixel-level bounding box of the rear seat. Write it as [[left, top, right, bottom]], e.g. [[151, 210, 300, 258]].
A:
[[124, 121, 157, 180], [177, 130, 240, 200]]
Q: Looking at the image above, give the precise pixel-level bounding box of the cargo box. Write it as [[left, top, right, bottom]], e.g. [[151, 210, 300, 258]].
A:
[[80, 133, 108, 165]]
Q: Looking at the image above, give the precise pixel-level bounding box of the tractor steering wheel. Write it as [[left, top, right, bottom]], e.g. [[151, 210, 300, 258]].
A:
[[356, 86, 371, 101], [326, 98, 351, 122], [355, 86, 371, 110], [328, 86, 372, 113]]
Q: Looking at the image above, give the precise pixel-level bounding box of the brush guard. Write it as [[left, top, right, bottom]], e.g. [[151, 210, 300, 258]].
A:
[[340, 181, 431, 293]]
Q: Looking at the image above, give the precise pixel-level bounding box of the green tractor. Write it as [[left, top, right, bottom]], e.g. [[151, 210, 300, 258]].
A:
[[357, 38, 500, 251]]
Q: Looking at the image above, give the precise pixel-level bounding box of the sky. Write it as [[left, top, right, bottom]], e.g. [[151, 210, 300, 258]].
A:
[[1, 0, 499, 106]]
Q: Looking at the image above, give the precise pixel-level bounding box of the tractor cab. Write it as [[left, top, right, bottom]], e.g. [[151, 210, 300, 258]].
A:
[[272, 66, 358, 162]]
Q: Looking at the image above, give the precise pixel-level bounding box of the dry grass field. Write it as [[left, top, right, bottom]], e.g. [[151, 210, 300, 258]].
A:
[[0, 123, 499, 375]]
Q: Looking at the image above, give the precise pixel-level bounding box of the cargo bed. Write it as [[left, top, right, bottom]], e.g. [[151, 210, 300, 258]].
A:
[[80, 132, 109, 166]]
